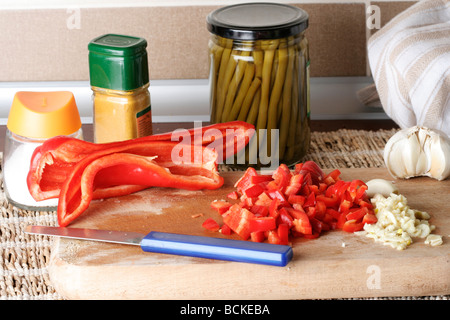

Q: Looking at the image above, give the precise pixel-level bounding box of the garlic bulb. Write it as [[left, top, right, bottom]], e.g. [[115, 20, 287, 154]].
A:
[[384, 126, 450, 181]]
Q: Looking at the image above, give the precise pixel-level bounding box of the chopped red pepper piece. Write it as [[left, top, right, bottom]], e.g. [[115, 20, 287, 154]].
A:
[[271, 164, 292, 191], [211, 200, 232, 215], [277, 224, 290, 245], [250, 231, 265, 243], [250, 205, 269, 217], [249, 216, 277, 233], [290, 209, 312, 235], [202, 218, 220, 232], [346, 207, 369, 221], [250, 174, 273, 184], [342, 219, 365, 233], [254, 192, 272, 207], [278, 208, 294, 228], [362, 213, 378, 225], [243, 184, 265, 198], [297, 161, 325, 186], [227, 191, 239, 200], [234, 167, 258, 194], [267, 230, 282, 245], [222, 204, 255, 240], [220, 223, 232, 235]]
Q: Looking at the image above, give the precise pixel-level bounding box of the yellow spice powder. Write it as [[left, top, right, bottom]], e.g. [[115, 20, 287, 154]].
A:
[[93, 85, 152, 143]]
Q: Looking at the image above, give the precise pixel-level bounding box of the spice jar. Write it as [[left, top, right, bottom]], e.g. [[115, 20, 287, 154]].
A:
[[207, 3, 310, 169], [3, 91, 83, 211], [88, 34, 153, 143]]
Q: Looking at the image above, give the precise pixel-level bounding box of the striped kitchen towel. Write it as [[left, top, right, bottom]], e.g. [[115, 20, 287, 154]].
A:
[[367, 0, 450, 137]]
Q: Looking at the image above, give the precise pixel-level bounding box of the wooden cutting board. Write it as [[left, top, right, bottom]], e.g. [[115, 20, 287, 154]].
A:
[[47, 168, 449, 300]]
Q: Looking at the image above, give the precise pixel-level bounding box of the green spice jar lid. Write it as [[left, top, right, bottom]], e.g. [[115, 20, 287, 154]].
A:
[[207, 3, 308, 40], [88, 34, 149, 91]]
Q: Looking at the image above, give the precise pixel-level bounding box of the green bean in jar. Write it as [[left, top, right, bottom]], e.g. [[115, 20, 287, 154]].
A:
[[207, 3, 310, 169]]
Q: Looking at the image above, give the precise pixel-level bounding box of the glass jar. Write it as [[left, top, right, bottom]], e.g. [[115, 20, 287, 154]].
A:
[[88, 34, 153, 143], [207, 3, 310, 169], [3, 91, 83, 211]]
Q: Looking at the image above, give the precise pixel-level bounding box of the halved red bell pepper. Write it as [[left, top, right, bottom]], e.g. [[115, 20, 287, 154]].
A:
[[27, 121, 254, 202], [57, 142, 224, 227]]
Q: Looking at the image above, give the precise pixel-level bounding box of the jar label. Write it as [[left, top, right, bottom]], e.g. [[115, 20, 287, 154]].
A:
[[136, 105, 153, 137]]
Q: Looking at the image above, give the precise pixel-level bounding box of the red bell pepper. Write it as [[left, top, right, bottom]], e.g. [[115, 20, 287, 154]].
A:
[[58, 142, 224, 227], [27, 121, 254, 202]]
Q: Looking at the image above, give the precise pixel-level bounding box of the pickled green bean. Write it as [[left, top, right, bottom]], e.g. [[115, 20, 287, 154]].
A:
[[237, 77, 260, 121], [221, 50, 250, 122], [256, 40, 279, 132], [214, 39, 234, 123], [279, 44, 295, 159], [266, 44, 288, 156], [245, 87, 261, 125]]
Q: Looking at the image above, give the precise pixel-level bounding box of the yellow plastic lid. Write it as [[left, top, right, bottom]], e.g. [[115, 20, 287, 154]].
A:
[[7, 91, 82, 139]]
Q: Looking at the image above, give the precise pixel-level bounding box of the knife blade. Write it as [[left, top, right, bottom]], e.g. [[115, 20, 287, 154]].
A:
[[25, 225, 293, 267]]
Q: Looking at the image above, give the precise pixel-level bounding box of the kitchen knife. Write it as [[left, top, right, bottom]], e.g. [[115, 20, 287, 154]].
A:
[[25, 225, 293, 267]]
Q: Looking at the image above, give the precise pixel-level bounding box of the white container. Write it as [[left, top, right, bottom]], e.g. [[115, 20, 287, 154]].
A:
[[3, 91, 83, 211]]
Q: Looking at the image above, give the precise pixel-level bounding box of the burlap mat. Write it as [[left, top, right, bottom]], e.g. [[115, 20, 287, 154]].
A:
[[1, 128, 448, 300]]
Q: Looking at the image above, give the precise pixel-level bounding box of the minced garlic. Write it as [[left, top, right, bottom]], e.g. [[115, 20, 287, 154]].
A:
[[358, 193, 441, 250], [424, 234, 443, 247]]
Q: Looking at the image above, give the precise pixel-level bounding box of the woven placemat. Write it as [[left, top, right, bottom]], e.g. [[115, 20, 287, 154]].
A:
[[0, 128, 447, 300]]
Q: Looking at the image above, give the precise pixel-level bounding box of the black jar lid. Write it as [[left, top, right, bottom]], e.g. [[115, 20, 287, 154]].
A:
[[206, 2, 308, 40]]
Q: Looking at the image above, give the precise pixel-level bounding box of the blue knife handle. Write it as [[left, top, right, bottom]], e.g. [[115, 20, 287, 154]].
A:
[[140, 231, 293, 267]]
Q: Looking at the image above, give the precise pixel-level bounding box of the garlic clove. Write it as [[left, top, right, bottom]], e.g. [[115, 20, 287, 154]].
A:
[[403, 132, 421, 177], [427, 132, 450, 180], [417, 134, 431, 175], [384, 130, 407, 178], [366, 179, 399, 198]]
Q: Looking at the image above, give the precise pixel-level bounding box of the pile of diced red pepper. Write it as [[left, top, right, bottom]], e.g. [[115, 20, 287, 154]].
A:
[[203, 161, 378, 245]]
